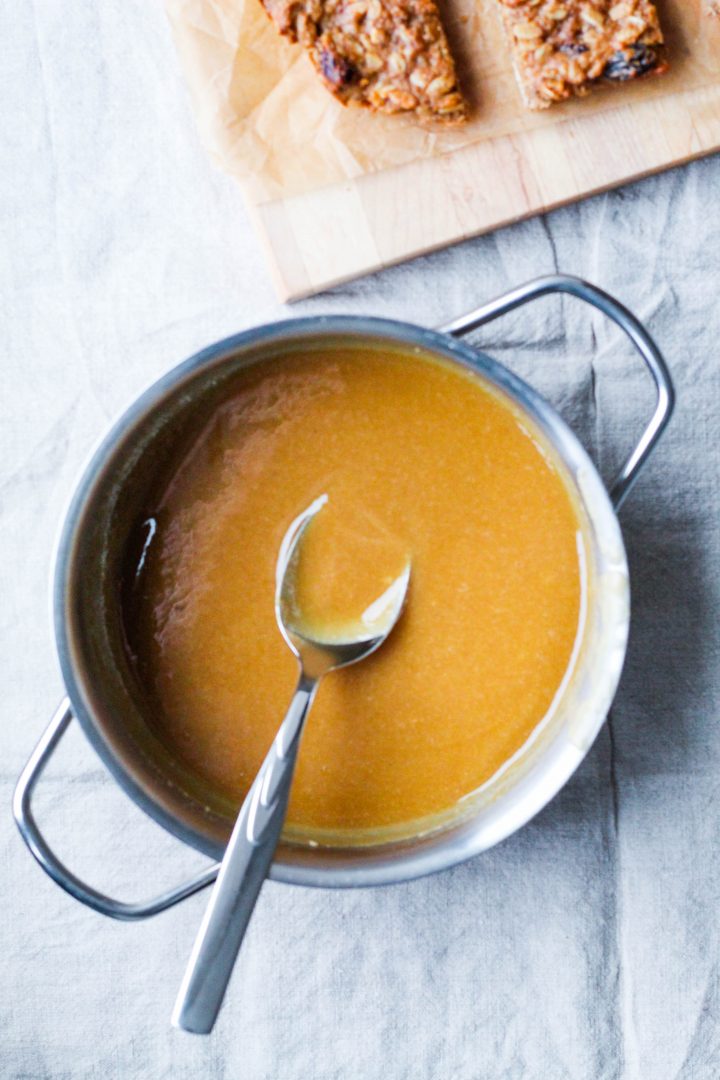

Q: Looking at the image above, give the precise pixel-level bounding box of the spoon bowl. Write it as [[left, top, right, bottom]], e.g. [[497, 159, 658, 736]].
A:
[[276, 494, 411, 678]]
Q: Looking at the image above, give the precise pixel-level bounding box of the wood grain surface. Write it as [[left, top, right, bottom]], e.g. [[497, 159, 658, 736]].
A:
[[247, 42, 720, 300]]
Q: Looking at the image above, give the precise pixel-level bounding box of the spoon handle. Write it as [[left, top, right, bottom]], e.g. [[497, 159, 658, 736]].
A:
[[171, 672, 318, 1034]]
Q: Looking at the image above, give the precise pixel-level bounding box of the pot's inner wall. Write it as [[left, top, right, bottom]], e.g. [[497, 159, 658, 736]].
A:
[[67, 362, 247, 851]]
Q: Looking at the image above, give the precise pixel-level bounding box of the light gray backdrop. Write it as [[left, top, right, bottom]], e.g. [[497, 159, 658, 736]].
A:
[[3, 2, 718, 1078]]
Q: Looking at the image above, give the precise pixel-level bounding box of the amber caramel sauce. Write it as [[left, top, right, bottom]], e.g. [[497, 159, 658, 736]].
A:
[[123, 345, 584, 839]]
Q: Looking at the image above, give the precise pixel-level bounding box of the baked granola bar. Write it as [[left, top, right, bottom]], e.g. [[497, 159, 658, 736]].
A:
[[260, 0, 467, 123], [496, 0, 668, 110]]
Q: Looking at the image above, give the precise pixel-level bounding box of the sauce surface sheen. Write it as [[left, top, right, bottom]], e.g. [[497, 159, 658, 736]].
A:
[[124, 345, 583, 838]]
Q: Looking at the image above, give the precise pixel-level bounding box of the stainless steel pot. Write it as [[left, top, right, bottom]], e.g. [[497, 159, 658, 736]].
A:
[[14, 275, 674, 920]]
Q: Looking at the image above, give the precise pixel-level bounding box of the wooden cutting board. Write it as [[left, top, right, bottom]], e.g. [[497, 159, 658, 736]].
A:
[[249, 77, 720, 300], [166, 0, 720, 299], [164, 0, 714, 301]]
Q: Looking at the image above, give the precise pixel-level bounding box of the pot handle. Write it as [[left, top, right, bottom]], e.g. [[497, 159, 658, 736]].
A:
[[13, 699, 220, 921], [439, 274, 674, 509]]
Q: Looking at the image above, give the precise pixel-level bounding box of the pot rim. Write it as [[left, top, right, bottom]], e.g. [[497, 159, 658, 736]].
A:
[[53, 314, 629, 888]]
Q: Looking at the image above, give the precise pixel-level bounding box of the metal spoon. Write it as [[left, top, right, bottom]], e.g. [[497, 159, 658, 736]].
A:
[[171, 494, 411, 1034]]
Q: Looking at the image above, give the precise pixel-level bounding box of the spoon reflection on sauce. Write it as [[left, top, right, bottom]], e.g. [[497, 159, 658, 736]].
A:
[[171, 495, 411, 1034]]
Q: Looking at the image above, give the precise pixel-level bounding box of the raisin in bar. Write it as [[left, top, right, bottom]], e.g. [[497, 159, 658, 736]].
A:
[[496, 0, 668, 110], [260, 0, 467, 123]]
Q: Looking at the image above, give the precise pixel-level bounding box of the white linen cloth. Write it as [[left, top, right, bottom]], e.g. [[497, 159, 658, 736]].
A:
[[2, 2, 718, 1077]]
